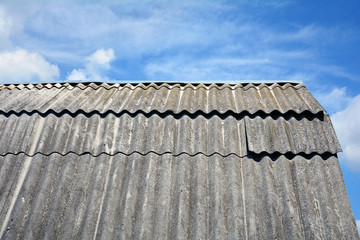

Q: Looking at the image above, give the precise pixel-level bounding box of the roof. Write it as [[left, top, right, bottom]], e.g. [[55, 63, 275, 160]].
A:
[[0, 82, 358, 239], [0, 82, 322, 114]]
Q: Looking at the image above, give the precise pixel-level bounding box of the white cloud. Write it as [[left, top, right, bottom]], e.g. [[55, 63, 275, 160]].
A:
[[315, 87, 351, 114], [357, 220, 360, 236], [67, 69, 86, 81], [0, 1, 358, 83], [0, 3, 326, 58], [86, 49, 114, 67], [332, 94, 360, 172], [0, 49, 59, 84], [67, 48, 115, 81]]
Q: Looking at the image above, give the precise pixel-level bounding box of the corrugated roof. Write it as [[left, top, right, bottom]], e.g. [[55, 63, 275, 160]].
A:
[[0, 113, 340, 157], [0, 82, 358, 239], [0, 82, 324, 114]]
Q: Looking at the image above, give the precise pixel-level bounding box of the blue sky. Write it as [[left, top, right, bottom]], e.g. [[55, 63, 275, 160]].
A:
[[0, 0, 359, 233]]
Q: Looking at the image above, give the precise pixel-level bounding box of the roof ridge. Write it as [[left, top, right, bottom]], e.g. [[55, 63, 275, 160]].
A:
[[0, 82, 305, 91]]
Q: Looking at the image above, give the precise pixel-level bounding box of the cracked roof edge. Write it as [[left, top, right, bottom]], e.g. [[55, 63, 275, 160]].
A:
[[0, 79, 303, 85]]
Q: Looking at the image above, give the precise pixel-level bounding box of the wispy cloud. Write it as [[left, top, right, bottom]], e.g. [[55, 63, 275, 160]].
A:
[[315, 87, 351, 113], [0, 0, 358, 84]]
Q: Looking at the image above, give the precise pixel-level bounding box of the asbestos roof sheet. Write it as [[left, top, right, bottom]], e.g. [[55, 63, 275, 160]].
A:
[[0, 113, 246, 156], [0, 153, 357, 239], [0, 81, 357, 239], [0, 82, 324, 115], [245, 115, 341, 155], [0, 113, 340, 157]]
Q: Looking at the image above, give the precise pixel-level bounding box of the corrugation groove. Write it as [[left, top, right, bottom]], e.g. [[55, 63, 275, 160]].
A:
[[324, 156, 359, 238], [79, 156, 109, 239], [0, 155, 24, 228], [312, 156, 338, 237]]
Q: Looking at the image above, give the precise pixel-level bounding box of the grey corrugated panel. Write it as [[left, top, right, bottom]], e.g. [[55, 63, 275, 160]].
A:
[[0, 113, 247, 156], [0, 113, 341, 156], [245, 114, 342, 155], [0, 82, 324, 114], [0, 153, 358, 239]]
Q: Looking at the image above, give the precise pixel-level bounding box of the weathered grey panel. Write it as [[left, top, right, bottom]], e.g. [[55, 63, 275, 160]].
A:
[[0, 83, 324, 114], [0, 113, 341, 156], [0, 153, 358, 239], [0, 113, 247, 156], [245, 114, 342, 154], [0, 81, 355, 239]]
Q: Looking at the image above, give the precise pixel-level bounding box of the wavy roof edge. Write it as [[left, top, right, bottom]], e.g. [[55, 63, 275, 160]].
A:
[[0, 81, 305, 91], [0, 79, 303, 85]]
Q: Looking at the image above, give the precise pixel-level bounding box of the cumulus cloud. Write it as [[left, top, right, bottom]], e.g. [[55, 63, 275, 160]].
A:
[[332, 94, 360, 172], [0, 49, 59, 84], [67, 48, 115, 81], [357, 220, 360, 236]]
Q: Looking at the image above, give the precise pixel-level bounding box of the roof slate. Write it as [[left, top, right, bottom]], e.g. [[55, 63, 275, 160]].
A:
[[0, 82, 358, 239]]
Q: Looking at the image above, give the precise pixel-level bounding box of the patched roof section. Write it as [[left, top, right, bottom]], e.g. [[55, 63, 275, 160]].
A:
[[0, 82, 324, 115]]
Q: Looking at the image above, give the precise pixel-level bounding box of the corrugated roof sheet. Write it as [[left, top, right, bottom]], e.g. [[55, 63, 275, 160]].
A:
[[245, 115, 341, 155], [0, 113, 340, 156], [0, 82, 358, 239], [0, 82, 324, 114], [0, 113, 247, 157], [0, 153, 358, 239]]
